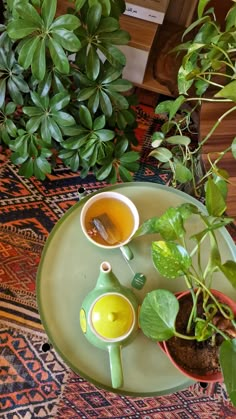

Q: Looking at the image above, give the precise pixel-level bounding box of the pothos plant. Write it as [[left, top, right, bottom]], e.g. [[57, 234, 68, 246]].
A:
[[135, 179, 236, 406], [149, 0, 236, 198], [0, 0, 139, 181]]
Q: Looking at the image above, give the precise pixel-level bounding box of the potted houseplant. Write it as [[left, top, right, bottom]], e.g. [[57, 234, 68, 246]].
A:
[[135, 180, 236, 406], [148, 0, 236, 198], [0, 0, 139, 181]]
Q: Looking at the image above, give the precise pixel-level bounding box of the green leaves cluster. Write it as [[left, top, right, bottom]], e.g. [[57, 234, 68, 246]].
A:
[[0, 0, 139, 181], [137, 194, 236, 406], [149, 0, 236, 198]]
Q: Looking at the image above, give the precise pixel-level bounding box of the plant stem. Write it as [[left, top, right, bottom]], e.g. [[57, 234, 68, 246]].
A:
[[196, 318, 230, 341], [175, 331, 197, 340], [199, 105, 236, 148], [186, 287, 201, 334], [189, 274, 234, 319]]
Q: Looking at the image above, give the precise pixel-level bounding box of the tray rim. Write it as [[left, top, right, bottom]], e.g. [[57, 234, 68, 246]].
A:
[[36, 182, 236, 396]]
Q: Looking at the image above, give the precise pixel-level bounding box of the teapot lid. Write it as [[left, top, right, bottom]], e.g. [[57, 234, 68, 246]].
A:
[[90, 292, 135, 341]]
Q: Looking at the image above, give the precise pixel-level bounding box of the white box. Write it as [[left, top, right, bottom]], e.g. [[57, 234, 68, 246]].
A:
[[124, 0, 170, 24], [119, 45, 149, 84]]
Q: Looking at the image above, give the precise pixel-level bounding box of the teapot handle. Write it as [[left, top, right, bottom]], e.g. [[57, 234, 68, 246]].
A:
[[108, 344, 123, 389]]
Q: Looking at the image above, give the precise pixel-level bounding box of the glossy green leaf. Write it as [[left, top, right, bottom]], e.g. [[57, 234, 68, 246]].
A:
[[99, 90, 112, 116], [7, 78, 23, 105], [32, 38, 46, 80], [149, 147, 172, 163], [53, 29, 81, 52], [47, 119, 63, 142], [30, 92, 45, 109], [195, 320, 213, 342], [205, 177, 227, 216], [23, 106, 43, 117], [99, 29, 130, 45], [197, 0, 212, 18], [14, 2, 42, 26], [98, 43, 126, 67], [19, 158, 34, 178], [220, 339, 236, 407], [38, 72, 52, 97], [48, 38, 69, 74], [219, 261, 236, 288], [5, 119, 17, 136], [175, 162, 193, 183], [139, 290, 179, 341], [0, 78, 6, 107], [26, 116, 42, 133], [96, 129, 115, 141], [102, 67, 122, 84], [10, 151, 28, 165], [134, 217, 160, 237], [77, 87, 97, 101], [152, 241, 191, 278], [18, 37, 40, 69], [96, 162, 113, 180], [151, 132, 164, 148], [93, 115, 105, 130], [7, 20, 38, 39], [67, 152, 80, 172], [226, 4, 236, 30], [212, 175, 228, 201], [155, 100, 177, 115], [28, 140, 39, 157], [178, 61, 195, 95], [232, 138, 236, 159], [157, 207, 186, 240], [108, 78, 132, 92], [5, 102, 16, 115], [119, 165, 133, 182], [106, 89, 128, 108], [35, 155, 51, 173], [40, 118, 51, 143], [11, 75, 29, 93], [121, 160, 139, 172], [166, 135, 191, 146], [88, 90, 99, 114], [50, 93, 70, 112], [79, 105, 93, 129], [215, 80, 236, 101], [97, 17, 119, 33], [42, 0, 57, 28], [53, 111, 75, 127], [86, 46, 100, 80], [50, 15, 81, 31], [87, 4, 102, 34], [120, 151, 139, 164]]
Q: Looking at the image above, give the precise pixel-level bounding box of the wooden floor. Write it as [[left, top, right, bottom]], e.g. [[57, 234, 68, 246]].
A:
[[199, 102, 236, 221]]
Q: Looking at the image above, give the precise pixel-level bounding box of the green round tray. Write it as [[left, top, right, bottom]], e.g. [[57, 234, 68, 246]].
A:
[[37, 182, 236, 396]]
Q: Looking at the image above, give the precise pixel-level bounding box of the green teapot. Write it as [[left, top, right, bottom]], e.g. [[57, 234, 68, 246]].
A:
[[80, 261, 140, 389]]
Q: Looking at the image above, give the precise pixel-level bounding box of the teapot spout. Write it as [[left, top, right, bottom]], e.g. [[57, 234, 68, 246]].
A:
[[95, 261, 121, 291]]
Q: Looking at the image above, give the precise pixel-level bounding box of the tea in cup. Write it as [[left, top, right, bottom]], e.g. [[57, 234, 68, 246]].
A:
[[80, 191, 139, 260]]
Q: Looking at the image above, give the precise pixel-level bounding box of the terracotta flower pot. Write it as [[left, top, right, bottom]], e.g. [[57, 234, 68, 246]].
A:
[[160, 289, 236, 383]]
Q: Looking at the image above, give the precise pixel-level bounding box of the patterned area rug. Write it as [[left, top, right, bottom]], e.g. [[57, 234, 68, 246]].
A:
[[1, 99, 236, 418]]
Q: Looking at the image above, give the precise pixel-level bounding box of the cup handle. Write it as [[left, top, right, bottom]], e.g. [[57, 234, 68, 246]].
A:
[[108, 344, 123, 389], [120, 244, 134, 261]]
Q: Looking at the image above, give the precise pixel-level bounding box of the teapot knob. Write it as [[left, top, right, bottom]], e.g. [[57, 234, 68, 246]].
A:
[[108, 312, 116, 322]]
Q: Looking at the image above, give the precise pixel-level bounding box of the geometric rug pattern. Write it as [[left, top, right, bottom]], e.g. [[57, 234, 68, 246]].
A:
[[1, 101, 236, 418]]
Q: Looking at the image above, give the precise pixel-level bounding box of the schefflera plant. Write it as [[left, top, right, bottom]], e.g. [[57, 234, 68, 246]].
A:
[[135, 180, 236, 406], [0, 0, 139, 181]]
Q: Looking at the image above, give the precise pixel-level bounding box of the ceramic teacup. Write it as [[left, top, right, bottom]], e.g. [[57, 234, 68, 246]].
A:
[[80, 191, 139, 260]]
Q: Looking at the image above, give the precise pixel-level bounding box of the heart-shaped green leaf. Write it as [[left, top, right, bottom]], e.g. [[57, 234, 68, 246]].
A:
[[139, 289, 179, 341], [152, 241, 191, 278]]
